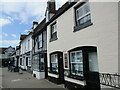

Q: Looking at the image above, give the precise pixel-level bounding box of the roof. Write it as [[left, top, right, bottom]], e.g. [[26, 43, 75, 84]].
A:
[[0, 48, 7, 54], [20, 34, 28, 40], [16, 46, 20, 50], [0, 46, 15, 54], [46, 1, 77, 25], [32, 1, 77, 37], [4, 46, 15, 52]]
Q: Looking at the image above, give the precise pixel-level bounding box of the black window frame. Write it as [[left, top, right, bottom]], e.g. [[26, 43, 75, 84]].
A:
[[74, 2, 93, 32], [50, 22, 58, 42], [38, 33, 43, 49], [68, 46, 98, 81], [49, 53, 59, 74]]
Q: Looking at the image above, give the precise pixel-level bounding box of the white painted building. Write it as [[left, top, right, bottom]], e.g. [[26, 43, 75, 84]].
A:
[[46, 0, 120, 89], [19, 33, 32, 73]]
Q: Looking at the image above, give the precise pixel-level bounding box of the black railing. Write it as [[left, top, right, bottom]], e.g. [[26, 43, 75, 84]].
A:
[[99, 73, 120, 89]]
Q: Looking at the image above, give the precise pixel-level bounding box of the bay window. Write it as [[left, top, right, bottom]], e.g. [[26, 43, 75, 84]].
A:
[[70, 50, 83, 76], [33, 54, 39, 71], [39, 54, 44, 72]]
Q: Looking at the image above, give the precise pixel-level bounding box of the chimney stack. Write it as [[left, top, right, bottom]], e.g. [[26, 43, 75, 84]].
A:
[[47, 0, 56, 13], [46, 0, 56, 22], [32, 21, 38, 29]]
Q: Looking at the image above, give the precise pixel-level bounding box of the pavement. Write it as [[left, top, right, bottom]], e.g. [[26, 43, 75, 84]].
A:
[[1, 68, 67, 89]]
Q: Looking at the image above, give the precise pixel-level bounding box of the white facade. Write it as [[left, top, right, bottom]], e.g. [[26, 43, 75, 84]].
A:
[[19, 33, 32, 70], [47, 1, 118, 74], [47, 1, 119, 89]]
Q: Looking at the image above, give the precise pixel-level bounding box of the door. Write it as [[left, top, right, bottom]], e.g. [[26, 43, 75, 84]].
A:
[[39, 54, 46, 78], [26, 57, 28, 66], [44, 53, 48, 78], [58, 52, 64, 83], [86, 52, 100, 90]]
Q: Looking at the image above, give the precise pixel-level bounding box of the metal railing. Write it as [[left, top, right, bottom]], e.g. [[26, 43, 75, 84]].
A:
[[99, 73, 120, 89]]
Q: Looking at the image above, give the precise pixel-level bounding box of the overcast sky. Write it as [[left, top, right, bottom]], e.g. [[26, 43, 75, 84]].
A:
[[0, 0, 68, 48]]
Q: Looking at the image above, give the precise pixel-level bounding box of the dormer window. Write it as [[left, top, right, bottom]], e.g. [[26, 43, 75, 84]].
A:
[[74, 2, 93, 31], [50, 22, 57, 42]]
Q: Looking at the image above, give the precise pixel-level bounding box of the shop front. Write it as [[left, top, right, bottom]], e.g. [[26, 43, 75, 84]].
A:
[[33, 52, 47, 79], [48, 51, 64, 84], [64, 46, 100, 90]]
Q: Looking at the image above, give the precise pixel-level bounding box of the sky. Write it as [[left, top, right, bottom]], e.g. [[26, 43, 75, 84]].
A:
[[0, 0, 68, 48]]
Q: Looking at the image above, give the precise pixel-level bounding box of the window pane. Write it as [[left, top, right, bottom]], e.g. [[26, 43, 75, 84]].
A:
[[71, 63, 83, 76], [38, 34, 42, 48], [51, 54, 57, 63], [51, 24, 56, 34], [87, 14, 91, 21], [84, 3, 90, 14], [80, 18, 84, 24], [76, 51, 82, 62], [51, 54, 58, 73], [76, 2, 91, 26], [40, 58, 44, 71], [70, 50, 83, 76], [71, 53, 75, 62], [78, 7, 84, 18], [33, 55, 39, 71], [88, 52, 99, 72]]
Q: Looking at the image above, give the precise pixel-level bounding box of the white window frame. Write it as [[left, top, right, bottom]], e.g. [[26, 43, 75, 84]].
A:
[[51, 54, 58, 72], [28, 57, 31, 66], [38, 33, 43, 48], [70, 50, 83, 76], [76, 2, 91, 25], [51, 22, 57, 38], [33, 54, 39, 71], [28, 39, 30, 51]]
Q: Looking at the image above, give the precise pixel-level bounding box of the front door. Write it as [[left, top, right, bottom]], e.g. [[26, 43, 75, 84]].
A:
[[26, 57, 28, 66], [44, 53, 48, 78], [39, 54, 48, 78], [86, 52, 100, 90], [58, 52, 64, 83]]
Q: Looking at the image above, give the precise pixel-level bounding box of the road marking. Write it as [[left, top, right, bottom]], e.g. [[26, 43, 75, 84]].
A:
[[11, 79, 22, 82]]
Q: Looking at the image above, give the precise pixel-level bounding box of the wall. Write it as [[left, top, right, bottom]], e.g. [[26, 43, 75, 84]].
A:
[[20, 34, 32, 55], [34, 30, 47, 53], [118, 1, 120, 75], [47, 2, 118, 73]]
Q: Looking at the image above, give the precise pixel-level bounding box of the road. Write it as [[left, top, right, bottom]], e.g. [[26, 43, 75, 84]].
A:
[[2, 68, 67, 89]]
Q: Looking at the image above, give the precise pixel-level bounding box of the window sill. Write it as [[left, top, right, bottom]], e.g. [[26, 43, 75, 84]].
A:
[[49, 37, 58, 42], [49, 71, 59, 75], [74, 20, 93, 32], [67, 74, 84, 81]]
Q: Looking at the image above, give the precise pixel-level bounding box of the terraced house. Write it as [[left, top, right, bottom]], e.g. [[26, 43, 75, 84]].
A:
[[46, 0, 120, 89], [19, 33, 32, 73], [13, 0, 120, 89], [32, 19, 48, 79]]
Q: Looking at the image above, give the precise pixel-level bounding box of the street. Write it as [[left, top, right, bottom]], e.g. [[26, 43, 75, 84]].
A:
[[1, 68, 67, 89]]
